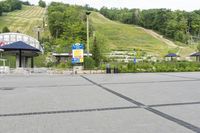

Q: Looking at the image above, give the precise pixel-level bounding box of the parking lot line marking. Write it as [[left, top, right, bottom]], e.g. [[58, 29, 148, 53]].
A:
[[159, 73, 200, 80], [149, 101, 200, 108], [0, 84, 94, 89], [100, 79, 200, 85], [146, 108, 200, 133], [81, 75, 200, 133], [81, 75, 145, 106], [0, 106, 138, 117]]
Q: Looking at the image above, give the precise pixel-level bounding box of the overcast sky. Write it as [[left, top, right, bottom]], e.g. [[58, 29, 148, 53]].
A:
[[26, 0, 200, 11]]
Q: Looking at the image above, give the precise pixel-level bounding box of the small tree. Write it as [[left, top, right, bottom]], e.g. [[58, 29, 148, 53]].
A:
[[0, 3, 2, 16], [2, 26, 10, 33], [197, 43, 200, 52], [38, 0, 46, 8], [92, 37, 101, 67]]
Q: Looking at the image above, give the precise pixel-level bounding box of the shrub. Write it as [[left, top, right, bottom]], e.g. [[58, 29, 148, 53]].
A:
[[115, 61, 200, 73], [2, 26, 10, 33], [84, 57, 95, 70]]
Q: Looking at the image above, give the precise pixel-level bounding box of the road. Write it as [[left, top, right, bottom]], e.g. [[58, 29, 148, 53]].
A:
[[0, 72, 200, 133]]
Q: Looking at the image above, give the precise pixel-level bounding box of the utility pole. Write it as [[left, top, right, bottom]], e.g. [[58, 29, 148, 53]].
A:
[[86, 11, 91, 57]]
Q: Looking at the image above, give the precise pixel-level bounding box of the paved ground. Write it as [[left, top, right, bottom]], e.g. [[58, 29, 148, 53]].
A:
[[0, 72, 200, 133]]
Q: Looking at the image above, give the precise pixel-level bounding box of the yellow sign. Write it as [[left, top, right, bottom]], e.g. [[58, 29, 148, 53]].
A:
[[73, 50, 83, 58], [72, 43, 84, 64], [72, 49, 84, 63]]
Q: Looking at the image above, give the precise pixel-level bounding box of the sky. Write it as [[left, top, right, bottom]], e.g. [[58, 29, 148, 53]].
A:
[[27, 0, 200, 11]]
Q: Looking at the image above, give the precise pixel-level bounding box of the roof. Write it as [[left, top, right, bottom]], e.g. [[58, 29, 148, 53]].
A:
[[0, 32, 43, 52], [0, 41, 40, 52], [165, 53, 179, 57], [190, 52, 200, 56]]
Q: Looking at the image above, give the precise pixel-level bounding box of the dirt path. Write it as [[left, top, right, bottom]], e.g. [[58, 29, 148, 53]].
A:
[[137, 27, 183, 49]]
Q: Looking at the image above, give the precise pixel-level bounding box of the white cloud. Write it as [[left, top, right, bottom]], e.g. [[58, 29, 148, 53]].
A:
[[26, 0, 200, 11]]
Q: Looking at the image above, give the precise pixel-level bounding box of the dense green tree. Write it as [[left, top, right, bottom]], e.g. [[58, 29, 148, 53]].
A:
[[83, 4, 98, 11], [131, 9, 141, 25], [0, 0, 22, 12], [48, 11, 64, 38], [1, 1, 10, 12], [2, 26, 10, 33], [92, 37, 101, 67], [21, 1, 31, 6], [39, 0, 46, 8], [0, 3, 2, 16], [8, 0, 22, 11], [47, 2, 87, 53]]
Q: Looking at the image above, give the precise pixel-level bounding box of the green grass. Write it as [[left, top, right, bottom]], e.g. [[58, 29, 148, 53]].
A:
[[90, 12, 195, 57], [0, 5, 47, 37]]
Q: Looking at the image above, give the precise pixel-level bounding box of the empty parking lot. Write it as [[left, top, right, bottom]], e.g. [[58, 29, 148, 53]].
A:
[[0, 72, 200, 133]]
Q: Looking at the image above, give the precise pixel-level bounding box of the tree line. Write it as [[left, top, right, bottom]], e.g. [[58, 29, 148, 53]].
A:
[[0, 0, 23, 15], [100, 7, 200, 44], [0, 0, 46, 16]]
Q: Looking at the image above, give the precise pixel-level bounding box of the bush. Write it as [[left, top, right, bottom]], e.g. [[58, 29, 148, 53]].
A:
[[35, 55, 46, 67], [57, 62, 67, 68], [115, 61, 200, 73], [84, 57, 95, 70]]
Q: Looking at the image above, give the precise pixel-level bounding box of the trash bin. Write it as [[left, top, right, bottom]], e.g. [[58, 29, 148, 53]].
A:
[[106, 67, 111, 73], [114, 67, 119, 73], [106, 64, 111, 74]]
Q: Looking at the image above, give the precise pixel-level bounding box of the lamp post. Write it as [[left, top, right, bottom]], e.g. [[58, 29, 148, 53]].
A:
[[86, 11, 91, 57]]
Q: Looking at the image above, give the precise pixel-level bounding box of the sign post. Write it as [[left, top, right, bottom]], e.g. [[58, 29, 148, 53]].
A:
[[72, 43, 84, 73], [72, 43, 84, 64]]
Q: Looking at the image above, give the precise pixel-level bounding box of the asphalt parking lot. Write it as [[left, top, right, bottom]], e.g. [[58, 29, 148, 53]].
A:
[[0, 72, 200, 133]]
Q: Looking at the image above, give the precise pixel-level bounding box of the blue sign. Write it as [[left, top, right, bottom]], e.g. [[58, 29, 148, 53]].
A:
[[133, 57, 137, 64], [72, 58, 80, 64], [72, 43, 84, 50]]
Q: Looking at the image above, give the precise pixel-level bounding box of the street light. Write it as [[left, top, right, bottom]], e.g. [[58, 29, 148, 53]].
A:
[[86, 11, 91, 57]]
